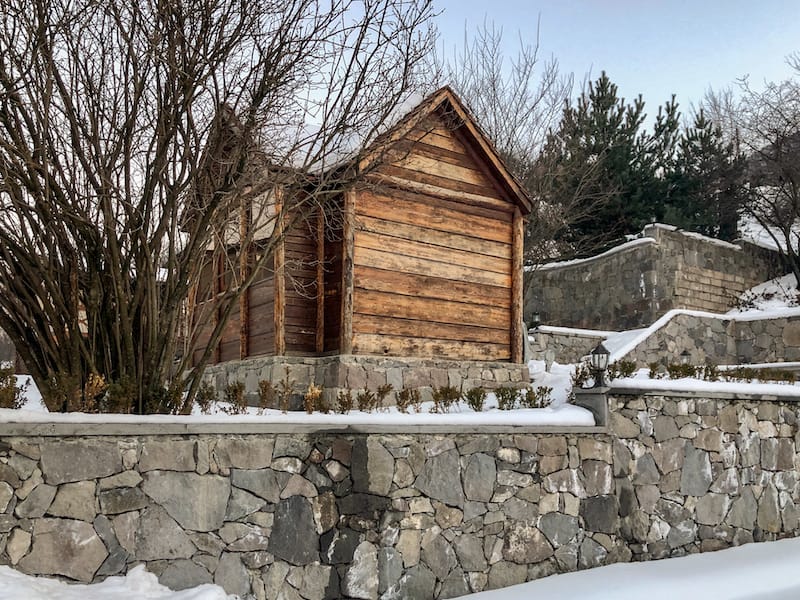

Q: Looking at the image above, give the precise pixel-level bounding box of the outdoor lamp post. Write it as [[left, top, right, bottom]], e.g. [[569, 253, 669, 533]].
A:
[[590, 343, 610, 387]]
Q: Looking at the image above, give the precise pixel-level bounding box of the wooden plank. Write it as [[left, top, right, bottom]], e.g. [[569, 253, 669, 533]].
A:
[[371, 174, 515, 216], [250, 279, 275, 308], [353, 289, 509, 329], [393, 138, 472, 169], [352, 333, 510, 361], [353, 314, 509, 345], [353, 266, 511, 309], [239, 209, 250, 358], [378, 164, 503, 203], [354, 246, 511, 288], [355, 231, 510, 275], [511, 208, 524, 363], [213, 253, 223, 363], [397, 152, 496, 189], [316, 208, 325, 353], [406, 121, 467, 153], [274, 196, 285, 356], [340, 189, 355, 354], [249, 332, 275, 357], [359, 190, 512, 241], [357, 214, 510, 259], [219, 340, 239, 362]]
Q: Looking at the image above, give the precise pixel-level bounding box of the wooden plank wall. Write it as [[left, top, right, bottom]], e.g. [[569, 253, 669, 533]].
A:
[[284, 212, 318, 354], [351, 113, 516, 361], [323, 198, 344, 353], [351, 189, 512, 361]]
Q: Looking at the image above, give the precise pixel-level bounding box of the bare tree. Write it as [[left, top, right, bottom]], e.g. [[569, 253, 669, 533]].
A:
[[0, 0, 436, 412], [705, 56, 800, 283]]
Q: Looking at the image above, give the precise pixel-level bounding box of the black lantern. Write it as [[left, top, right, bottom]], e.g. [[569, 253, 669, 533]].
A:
[[530, 312, 541, 329], [680, 350, 691, 365], [590, 342, 610, 387]]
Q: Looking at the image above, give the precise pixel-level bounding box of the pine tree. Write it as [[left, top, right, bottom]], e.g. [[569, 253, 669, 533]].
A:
[[664, 110, 746, 240], [531, 72, 679, 259]]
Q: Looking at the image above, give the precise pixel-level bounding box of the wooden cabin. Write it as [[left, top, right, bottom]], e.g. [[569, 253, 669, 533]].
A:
[[193, 87, 532, 368]]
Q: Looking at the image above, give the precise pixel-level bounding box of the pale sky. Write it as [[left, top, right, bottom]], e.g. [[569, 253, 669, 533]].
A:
[[434, 0, 800, 119]]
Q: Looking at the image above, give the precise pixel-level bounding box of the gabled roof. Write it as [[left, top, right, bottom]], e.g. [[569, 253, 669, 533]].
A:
[[361, 86, 533, 215]]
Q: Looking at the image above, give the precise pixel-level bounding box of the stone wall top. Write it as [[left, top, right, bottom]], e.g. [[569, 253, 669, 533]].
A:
[[0, 420, 607, 437]]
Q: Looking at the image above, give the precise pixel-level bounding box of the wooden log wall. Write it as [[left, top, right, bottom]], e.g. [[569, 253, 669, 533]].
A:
[[350, 188, 513, 361], [347, 110, 517, 362], [283, 211, 318, 354]]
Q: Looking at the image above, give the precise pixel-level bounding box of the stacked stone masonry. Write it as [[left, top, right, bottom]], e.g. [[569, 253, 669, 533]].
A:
[[0, 388, 798, 598], [525, 224, 785, 331], [625, 313, 800, 367], [528, 329, 606, 364], [203, 355, 530, 409], [532, 312, 800, 368]]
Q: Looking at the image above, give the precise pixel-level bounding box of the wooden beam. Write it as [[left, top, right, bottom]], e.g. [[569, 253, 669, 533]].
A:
[[511, 208, 524, 364], [315, 207, 325, 353], [213, 251, 223, 364], [340, 190, 356, 354], [239, 203, 250, 359], [274, 194, 286, 356]]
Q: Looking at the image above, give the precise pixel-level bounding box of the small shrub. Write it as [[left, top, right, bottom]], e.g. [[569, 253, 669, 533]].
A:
[[375, 384, 394, 411], [522, 386, 553, 408], [145, 384, 184, 415], [0, 367, 26, 410], [666, 363, 700, 380], [607, 360, 636, 380], [277, 368, 294, 413], [357, 388, 378, 412], [430, 385, 460, 414], [337, 389, 354, 413], [648, 362, 661, 379], [571, 363, 592, 389], [703, 363, 720, 382], [195, 381, 216, 415], [48, 374, 82, 412], [495, 386, 519, 410], [396, 388, 421, 413], [303, 383, 322, 414], [105, 376, 136, 413], [223, 380, 247, 414], [258, 379, 276, 413], [463, 387, 487, 412]]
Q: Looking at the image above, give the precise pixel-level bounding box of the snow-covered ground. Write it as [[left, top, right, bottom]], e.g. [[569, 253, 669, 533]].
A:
[[0, 564, 233, 600], [463, 537, 800, 600], [3, 537, 800, 599]]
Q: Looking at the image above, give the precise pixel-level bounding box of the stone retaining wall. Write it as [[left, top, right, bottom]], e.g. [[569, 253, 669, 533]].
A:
[[623, 312, 800, 366], [610, 389, 800, 560], [525, 224, 784, 331], [528, 328, 606, 364], [202, 355, 530, 408], [0, 387, 798, 598]]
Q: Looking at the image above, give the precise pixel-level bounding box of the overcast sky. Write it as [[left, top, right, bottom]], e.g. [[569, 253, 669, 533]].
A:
[[434, 0, 800, 119]]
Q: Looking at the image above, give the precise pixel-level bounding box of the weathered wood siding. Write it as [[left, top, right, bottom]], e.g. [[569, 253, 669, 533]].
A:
[[349, 112, 516, 361], [284, 213, 318, 355]]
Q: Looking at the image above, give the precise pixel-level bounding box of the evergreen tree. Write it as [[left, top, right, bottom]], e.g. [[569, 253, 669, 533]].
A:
[[532, 73, 680, 258], [664, 110, 746, 240]]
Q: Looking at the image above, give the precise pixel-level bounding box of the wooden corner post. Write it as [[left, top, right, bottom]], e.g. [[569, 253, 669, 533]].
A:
[[511, 208, 524, 364], [239, 201, 251, 359], [340, 190, 356, 355], [315, 207, 326, 353], [274, 191, 286, 356]]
